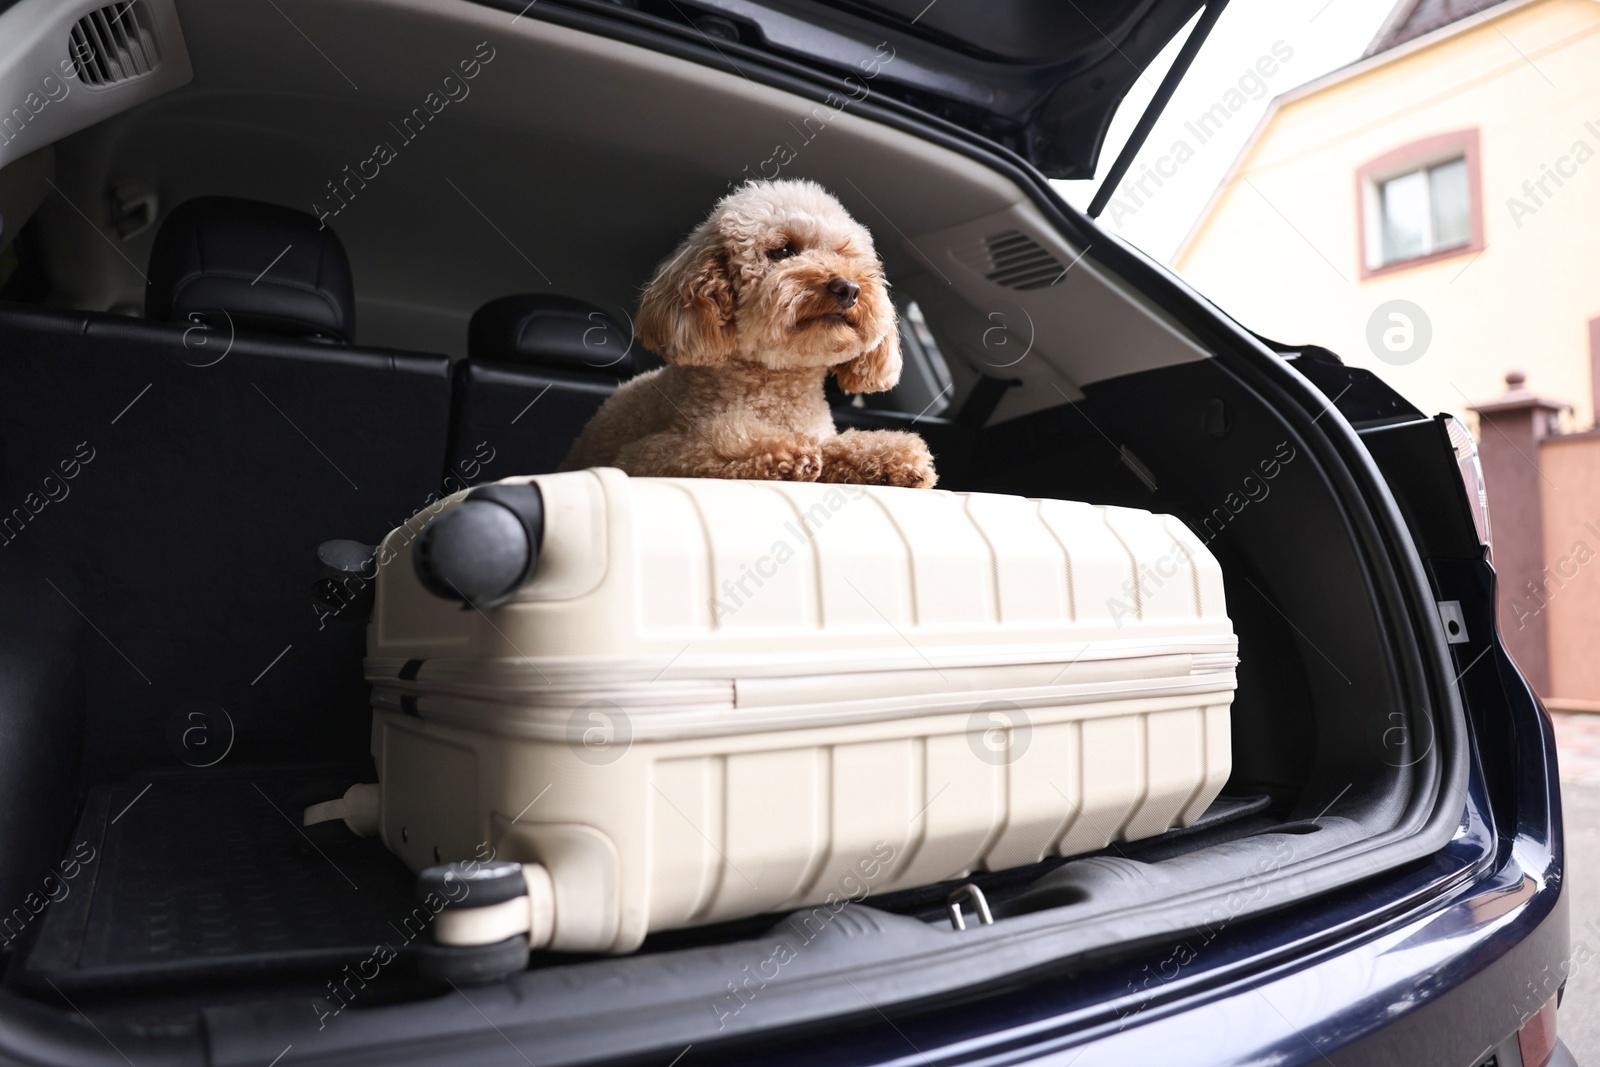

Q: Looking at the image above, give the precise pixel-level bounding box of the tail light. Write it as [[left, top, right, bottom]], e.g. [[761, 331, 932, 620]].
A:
[[1446, 415, 1492, 559]]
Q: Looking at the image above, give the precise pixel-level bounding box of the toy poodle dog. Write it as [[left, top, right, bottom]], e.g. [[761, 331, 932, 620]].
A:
[[559, 179, 937, 488]]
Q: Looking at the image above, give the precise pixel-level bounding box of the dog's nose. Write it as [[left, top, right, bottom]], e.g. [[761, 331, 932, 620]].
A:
[[827, 277, 860, 310]]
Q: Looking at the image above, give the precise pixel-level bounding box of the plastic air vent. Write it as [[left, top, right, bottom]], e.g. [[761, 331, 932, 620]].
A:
[[981, 230, 1067, 290], [69, 1, 161, 88]]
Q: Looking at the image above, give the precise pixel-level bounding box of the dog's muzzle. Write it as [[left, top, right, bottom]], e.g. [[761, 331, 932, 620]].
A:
[[827, 277, 860, 310]]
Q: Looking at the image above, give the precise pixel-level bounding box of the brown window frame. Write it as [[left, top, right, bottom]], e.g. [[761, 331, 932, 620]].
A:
[[1355, 128, 1484, 279]]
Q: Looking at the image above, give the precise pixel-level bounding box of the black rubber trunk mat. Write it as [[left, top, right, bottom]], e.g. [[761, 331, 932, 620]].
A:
[[21, 765, 415, 992], [20, 767, 1272, 991]]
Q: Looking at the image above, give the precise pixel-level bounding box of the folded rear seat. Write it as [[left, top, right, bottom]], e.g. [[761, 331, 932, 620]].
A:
[[444, 294, 638, 486], [0, 197, 452, 784]]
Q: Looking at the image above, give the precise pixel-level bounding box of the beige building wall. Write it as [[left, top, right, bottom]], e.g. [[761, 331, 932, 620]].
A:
[[1540, 433, 1600, 706], [1175, 0, 1600, 428]]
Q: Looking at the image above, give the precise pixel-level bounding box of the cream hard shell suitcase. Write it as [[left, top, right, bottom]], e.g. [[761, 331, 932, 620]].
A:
[[317, 468, 1236, 962]]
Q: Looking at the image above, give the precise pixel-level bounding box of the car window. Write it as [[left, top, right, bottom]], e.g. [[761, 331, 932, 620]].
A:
[[842, 298, 954, 419]]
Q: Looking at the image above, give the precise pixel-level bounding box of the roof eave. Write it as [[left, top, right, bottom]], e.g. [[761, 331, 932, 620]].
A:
[[1361, 0, 1424, 58]]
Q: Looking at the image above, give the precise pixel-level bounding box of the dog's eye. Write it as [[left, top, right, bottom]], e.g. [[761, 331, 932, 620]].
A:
[[767, 243, 796, 261]]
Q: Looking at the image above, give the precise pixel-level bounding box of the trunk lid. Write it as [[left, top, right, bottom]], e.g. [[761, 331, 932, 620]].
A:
[[563, 0, 1211, 178]]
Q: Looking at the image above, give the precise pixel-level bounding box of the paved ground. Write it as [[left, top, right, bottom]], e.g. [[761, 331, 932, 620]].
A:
[[1555, 713, 1600, 786], [1552, 713, 1600, 1063]]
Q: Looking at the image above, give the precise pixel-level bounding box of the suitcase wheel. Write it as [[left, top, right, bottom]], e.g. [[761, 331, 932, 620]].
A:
[[413, 483, 544, 609], [414, 935, 530, 986], [418, 860, 555, 976], [419, 859, 529, 912]]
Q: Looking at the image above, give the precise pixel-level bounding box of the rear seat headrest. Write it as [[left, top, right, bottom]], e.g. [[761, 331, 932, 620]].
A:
[[145, 196, 356, 343], [468, 294, 636, 379]]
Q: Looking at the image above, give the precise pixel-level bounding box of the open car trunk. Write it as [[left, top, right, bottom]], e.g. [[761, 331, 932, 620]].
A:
[[0, 0, 1479, 1062]]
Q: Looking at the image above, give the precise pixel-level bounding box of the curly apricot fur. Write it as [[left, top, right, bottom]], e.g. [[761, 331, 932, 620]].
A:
[[561, 180, 935, 488]]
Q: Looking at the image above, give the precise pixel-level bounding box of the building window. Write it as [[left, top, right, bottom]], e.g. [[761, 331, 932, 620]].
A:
[[1356, 129, 1482, 278], [1378, 158, 1469, 263]]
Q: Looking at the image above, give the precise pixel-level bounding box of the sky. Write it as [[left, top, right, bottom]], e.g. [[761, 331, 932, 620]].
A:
[[1052, 0, 1404, 265]]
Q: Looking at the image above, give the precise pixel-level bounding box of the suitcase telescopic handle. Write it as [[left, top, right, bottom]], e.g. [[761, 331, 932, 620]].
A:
[[413, 483, 545, 610]]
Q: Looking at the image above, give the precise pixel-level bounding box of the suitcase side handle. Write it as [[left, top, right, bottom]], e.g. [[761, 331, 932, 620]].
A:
[[413, 483, 545, 610]]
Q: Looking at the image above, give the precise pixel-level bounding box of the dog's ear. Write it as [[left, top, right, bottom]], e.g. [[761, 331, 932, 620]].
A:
[[831, 324, 902, 395], [636, 235, 737, 366]]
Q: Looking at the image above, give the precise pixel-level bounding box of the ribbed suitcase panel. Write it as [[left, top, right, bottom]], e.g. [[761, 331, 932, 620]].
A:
[[635, 703, 1228, 933]]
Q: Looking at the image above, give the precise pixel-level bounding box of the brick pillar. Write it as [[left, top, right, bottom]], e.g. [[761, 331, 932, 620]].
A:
[[1469, 370, 1567, 697]]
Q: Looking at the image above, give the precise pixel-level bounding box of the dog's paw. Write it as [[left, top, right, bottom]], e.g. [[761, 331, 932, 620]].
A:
[[877, 455, 937, 488], [817, 431, 937, 488], [873, 439, 937, 488], [791, 449, 824, 481], [752, 441, 822, 481]]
